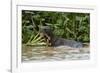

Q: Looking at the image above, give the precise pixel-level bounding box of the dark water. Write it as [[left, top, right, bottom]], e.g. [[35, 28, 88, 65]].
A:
[[22, 44, 90, 62]]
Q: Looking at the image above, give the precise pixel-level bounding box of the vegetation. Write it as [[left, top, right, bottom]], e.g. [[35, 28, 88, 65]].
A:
[[22, 10, 90, 45]]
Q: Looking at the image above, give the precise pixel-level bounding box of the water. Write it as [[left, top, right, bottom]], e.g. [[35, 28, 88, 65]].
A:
[[22, 44, 90, 62]]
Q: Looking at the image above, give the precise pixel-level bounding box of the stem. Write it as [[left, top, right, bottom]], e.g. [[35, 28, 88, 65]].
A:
[[31, 35, 43, 43], [32, 33, 40, 41]]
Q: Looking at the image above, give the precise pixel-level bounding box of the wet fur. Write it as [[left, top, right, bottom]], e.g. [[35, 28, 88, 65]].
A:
[[40, 26, 83, 48]]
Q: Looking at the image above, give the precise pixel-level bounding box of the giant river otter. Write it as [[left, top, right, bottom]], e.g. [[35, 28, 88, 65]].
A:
[[40, 26, 83, 48]]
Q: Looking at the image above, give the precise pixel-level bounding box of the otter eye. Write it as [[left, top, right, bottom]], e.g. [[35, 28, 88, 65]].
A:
[[44, 29, 50, 33], [44, 29, 47, 31]]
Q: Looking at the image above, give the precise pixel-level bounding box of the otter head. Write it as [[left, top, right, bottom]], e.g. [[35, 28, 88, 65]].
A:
[[39, 26, 54, 46], [39, 26, 53, 39]]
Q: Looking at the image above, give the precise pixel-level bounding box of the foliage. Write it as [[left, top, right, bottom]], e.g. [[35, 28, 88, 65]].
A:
[[22, 10, 90, 44]]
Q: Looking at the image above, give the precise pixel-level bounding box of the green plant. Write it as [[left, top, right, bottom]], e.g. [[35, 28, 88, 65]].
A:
[[22, 10, 90, 45]]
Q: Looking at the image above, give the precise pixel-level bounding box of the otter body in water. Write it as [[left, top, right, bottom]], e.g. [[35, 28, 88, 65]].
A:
[[40, 26, 83, 48], [50, 37, 83, 48]]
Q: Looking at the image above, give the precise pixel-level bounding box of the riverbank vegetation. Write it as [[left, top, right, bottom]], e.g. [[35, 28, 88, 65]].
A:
[[22, 10, 90, 46]]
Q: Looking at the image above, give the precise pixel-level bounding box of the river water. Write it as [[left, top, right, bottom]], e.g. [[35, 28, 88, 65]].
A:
[[22, 45, 90, 62]]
